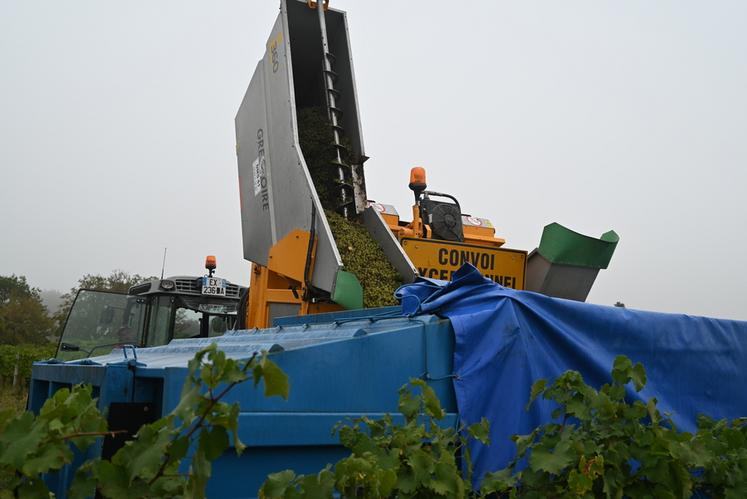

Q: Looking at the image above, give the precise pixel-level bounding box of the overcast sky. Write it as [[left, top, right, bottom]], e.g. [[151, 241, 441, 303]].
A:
[[1, 1, 745, 320]]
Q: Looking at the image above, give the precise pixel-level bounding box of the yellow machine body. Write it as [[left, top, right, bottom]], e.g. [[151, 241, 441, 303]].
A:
[[373, 202, 527, 290], [401, 239, 526, 288], [244, 198, 527, 328], [244, 229, 342, 329]]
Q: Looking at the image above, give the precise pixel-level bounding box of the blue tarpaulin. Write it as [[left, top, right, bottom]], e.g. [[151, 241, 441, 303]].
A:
[[396, 264, 747, 484]]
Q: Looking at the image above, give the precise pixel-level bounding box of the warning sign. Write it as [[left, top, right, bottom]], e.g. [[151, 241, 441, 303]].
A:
[[401, 238, 527, 289]]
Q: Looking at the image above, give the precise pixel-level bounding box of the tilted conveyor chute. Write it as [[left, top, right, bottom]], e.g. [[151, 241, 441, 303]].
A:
[[236, 0, 416, 326]]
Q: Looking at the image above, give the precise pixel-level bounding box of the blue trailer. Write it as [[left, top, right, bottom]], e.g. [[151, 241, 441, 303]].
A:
[[31, 307, 455, 497], [29, 265, 747, 497]]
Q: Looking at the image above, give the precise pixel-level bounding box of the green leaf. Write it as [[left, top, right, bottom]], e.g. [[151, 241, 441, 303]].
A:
[[48, 418, 64, 432], [0, 409, 14, 433], [336, 456, 375, 495], [430, 460, 463, 496], [69, 465, 97, 499], [200, 426, 229, 461], [417, 380, 445, 420], [407, 448, 434, 486], [113, 418, 174, 482], [529, 440, 575, 474], [222, 358, 249, 384], [150, 474, 186, 498], [467, 417, 491, 445], [398, 384, 420, 422], [527, 378, 547, 409], [512, 431, 536, 457], [396, 467, 417, 494], [169, 435, 191, 463], [631, 361, 647, 392], [260, 356, 289, 399], [480, 468, 516, 495], [568, 468, 593, 495], [91, 460, 133, 499], [186, 448, 212, 499], [260, 470, 296, 498], [21, 443, 70, 476], [293, 466, 335, 498], [611, 355, 633, 385], [15, 478, 50, 498], [377, 467, 398, 497], [647, 397, 660, 425], [0, 412, 44, 467], [173, 384, 201, 422]]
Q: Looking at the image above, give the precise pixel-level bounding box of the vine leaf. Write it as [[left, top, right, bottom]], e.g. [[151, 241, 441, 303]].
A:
[[259, 356, 289, 399], [200, 426, 229, 461], [527, 378, 546, 409], [631, 362, 647, 392], [409, 378, 445, 420], [611, 355, 633, 385], [467, 417, 490, 445], [529, 440, 575, 474], [398, 385, 420, 422], [0, 412, 43, 467]]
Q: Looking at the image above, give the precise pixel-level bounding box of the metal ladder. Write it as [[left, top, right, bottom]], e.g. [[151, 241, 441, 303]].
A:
[[313, 0, 355, 219]]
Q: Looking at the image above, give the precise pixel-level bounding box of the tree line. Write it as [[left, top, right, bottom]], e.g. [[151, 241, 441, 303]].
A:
[[0, 271, 151, 347]]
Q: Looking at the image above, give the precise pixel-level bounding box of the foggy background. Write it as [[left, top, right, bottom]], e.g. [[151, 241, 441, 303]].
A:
[[1, 0, 745, 319]]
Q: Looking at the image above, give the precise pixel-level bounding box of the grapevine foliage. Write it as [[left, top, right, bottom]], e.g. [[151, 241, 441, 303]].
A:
[[262, 356, 747, 498], [3, 352, 747, 498], [480, 355, 747, 498], [260, 378, 490, 498], [0, 344, 288, 498], [0, 384, 107, 497]]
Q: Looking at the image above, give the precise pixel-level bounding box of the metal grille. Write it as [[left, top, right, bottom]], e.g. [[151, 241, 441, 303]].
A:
[[226, 284, 240, 299], [175, 279, 200, 294]]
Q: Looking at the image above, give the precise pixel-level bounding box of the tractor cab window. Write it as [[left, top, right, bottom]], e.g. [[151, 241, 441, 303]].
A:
[[143, 295, 237, 346], [173, 307, 202, 339], [209, 316, 233, 337], [119, 296, 147, 345], [56, 290, 147, 361], [55, 286, 241, 359], [146, 295, 174, 348], [178, 296, 238, 337]]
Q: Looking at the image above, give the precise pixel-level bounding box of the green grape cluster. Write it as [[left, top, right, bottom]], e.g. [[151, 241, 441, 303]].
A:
[[297, 106, 402, 309], [325, 211, 402, 309]]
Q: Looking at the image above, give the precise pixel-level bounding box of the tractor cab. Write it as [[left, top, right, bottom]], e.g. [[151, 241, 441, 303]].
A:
[[55, 257, 245, 361]]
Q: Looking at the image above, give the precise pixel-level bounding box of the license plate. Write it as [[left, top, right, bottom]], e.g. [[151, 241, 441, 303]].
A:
[[201, 277, 226, 296]]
